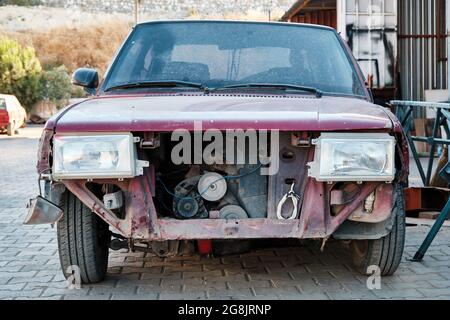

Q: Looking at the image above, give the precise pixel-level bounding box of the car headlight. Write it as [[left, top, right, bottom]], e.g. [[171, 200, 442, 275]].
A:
[[308, 133, 396, 182], [52, 134, 148, 179]]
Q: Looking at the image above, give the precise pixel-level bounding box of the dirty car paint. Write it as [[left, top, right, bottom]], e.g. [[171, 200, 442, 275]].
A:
[[46, 94, 393, 132]]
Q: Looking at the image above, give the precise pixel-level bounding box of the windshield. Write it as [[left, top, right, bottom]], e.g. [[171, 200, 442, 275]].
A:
[[104, 21, 365, 96]]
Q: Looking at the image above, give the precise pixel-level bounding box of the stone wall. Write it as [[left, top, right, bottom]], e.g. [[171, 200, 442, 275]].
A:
[[40, 0, 293, 17]]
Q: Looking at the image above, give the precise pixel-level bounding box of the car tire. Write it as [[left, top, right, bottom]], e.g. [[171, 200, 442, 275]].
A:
[[6, 122, 14, 136], [57, 191, 110, 284], [350, 183, 405, 276]]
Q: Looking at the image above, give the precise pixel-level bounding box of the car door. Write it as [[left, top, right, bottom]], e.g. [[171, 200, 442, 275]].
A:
[[0, 97, 9, 127], [6, 96, 22, 127], [12, 96, 26, 126]]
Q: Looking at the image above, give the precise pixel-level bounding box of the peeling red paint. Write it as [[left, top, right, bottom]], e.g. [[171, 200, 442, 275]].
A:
[[36, 129, 54, 174]]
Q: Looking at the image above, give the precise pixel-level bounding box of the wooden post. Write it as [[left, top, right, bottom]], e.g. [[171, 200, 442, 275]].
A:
[[134, 0, 141, 25]]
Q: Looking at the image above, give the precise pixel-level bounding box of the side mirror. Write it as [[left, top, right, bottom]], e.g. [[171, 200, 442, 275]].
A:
[[72, 68, 99, 95]]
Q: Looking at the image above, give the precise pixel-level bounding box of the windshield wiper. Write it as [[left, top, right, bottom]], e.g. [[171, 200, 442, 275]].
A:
[[211, 83, 323, 98], [105, 80, 208, 92]]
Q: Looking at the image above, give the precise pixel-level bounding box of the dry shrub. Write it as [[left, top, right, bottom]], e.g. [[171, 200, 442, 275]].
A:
[[2, 20, 131, 76], [1, 12, 285, 77]]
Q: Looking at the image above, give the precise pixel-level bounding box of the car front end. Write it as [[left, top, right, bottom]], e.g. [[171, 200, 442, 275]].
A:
[[26, 21, 409, 283]]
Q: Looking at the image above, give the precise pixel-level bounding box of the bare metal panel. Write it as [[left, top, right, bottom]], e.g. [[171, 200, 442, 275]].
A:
[[398, 0, 448, 101], [339, 0, 397, 90]]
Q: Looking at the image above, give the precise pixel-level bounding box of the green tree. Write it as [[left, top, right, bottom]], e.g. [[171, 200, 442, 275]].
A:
[[39, 65, 74, 108], [0, 37, 42, 110]]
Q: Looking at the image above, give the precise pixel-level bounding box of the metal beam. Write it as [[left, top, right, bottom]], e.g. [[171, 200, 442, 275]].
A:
[[281, 0, 312, 21], [336, 0, 346, 39]]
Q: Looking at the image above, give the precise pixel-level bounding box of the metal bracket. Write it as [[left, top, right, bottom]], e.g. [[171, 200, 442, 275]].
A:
[[135, 160, 150, 176], [140, 132, 160, 149]]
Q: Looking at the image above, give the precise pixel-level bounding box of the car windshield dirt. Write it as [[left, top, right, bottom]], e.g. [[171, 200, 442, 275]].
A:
[[104, 21, 365, 96]]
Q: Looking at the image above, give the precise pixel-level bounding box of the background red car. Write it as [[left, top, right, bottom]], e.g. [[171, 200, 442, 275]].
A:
[[0, 94, 27, 136]]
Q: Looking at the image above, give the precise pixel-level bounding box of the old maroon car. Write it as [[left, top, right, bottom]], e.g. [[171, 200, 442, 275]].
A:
[[26, 21, 408, 284]]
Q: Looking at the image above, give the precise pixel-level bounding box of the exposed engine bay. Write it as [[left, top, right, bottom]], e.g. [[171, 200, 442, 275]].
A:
[[158, 164, 267, 220], [143, 131, 310, 222], [153, 133, 268, 221]]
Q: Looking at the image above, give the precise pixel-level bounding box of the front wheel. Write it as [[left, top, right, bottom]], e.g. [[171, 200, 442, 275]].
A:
[[6, 122, 14, 136], [57, 191, 111, 284], [20, 118, 27, 128], [350, 184, 405, 276]]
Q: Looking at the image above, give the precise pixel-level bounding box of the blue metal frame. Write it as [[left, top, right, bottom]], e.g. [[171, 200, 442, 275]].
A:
[[411, 200, 450, 261], [391, 100, 450, 261], [391, 100, 450, 186]]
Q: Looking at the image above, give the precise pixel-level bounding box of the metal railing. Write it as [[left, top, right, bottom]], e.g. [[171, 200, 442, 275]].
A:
[[392, 100, 450, 261], [391, 100, 450, 186]]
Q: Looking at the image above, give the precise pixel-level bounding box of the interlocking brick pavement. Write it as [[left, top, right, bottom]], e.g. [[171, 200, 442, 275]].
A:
[[1, 126, 450, 300]]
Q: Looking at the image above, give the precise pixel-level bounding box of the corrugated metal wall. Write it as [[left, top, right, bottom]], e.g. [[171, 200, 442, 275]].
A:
[[289, 9, 337, 29], [398, 0, 448, 101]]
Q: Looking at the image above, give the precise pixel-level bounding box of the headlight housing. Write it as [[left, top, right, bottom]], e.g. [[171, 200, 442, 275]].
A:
[[52, 133, 148, 179], [308, 133, 396, 182]]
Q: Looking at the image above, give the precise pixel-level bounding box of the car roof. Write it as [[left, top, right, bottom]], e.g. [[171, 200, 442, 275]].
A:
[[135, 19, 336, 32], [0, 94, 17, 99]]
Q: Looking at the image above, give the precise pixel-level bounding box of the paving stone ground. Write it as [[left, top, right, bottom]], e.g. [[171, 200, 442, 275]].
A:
[[1, 126, 450, 300]]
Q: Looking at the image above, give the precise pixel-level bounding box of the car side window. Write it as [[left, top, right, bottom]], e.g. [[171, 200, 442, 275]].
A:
[[0, 98, 6, 110]]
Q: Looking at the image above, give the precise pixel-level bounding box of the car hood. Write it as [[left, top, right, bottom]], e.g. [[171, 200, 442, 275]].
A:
[[50, 94, 393, 132]]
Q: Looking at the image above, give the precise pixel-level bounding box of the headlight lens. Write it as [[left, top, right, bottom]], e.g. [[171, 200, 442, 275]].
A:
[[53, 134, 137, 179], [308, 133, 396, 182]]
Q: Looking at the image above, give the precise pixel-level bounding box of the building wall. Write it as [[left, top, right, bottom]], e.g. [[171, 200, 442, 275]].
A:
[[289, 9, 337, 29], [40, 0, 293, 16]]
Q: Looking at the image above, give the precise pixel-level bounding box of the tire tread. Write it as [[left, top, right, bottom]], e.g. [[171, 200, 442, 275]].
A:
[[351, 183, 405, 276], [57, 191, 109, 284]]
